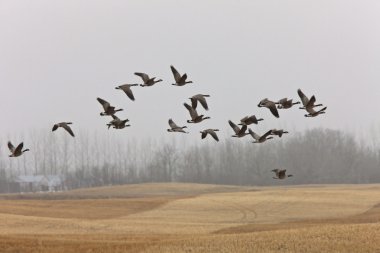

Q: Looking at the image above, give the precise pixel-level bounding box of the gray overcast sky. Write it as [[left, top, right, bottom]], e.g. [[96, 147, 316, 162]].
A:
[[1, 0, 380, 144]]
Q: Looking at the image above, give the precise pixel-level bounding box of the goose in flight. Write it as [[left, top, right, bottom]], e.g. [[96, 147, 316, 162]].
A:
[[8, 141, 30, 157], [272, 169, 293, 179], [228, 120, 249, 138], [115, 84, 138, 101], [97, 97, 123, 116], [167, 119, 188, 133], [239, 115, 263, 126], [171, 65, 193, 86], [184, 103, 210, 123], [276, 98, 300, 109], [134, 72, 162, 87], [107, 115, 130, 129], [189, 94, 210, 111], [200, 129, 219, 142], [52, 122, 75, 137], [297, 89, 323, 110], [258, 98, 280, 118]]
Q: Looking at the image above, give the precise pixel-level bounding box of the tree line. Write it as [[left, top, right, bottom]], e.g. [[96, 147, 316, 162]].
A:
[[0, 127, 379, 193]]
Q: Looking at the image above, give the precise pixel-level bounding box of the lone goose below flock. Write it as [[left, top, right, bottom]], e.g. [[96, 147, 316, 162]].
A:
[[272, 169, 293, 179]]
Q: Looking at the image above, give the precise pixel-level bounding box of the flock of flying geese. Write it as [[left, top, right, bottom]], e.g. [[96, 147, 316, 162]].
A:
[[7, 65, 327, 180]]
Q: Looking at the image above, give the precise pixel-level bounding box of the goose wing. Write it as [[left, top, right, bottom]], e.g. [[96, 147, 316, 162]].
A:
[[134, 72, 150, 83], [228, 120, 240, 134], [248, 129, 260, 140], [178, 73, 188, 83], [277, 98, 288, 105], [297, 89, 309, 106], [190, 97, 198, 109], [7, 141, 15, 152], [118, 84, 135, 101], [201, 131, 207, 139], [14, 142, 24, 154], [260, 130, 273, 140], [306, 95, 316, 108], [209, 130, 219, 141], [184, 103, 198, 119], [168, 119, 180, 129], [195, 95, 209, 110], [238, 124, 247, 135], [170, 65, 181, 83], [97, 97, 110, 111], [268, 103, 280, 118], [61, 123, 75, 137], [240, 116, 249, 124]]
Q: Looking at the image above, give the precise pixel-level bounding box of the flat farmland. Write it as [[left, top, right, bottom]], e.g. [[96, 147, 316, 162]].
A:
[[0, 183, 379, 253]]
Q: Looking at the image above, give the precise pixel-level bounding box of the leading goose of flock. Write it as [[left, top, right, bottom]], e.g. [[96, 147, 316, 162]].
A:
[[8, 141, 29, 157], [258, 98, 280, 118], [52, 122, 75, 137], [184, 103, 210, 123], [97, 97, 123, 116], [134, 72, 162, 87], [249, 129, 273, 143], [228, 120, 249, 138], [200, 129, 219, 142], [167, 119, 188, 133], [189, 94, 210, 111], [115, 84, 138, 101], [272, 169, 293, 179], [239, 115, 263, 126], [170, 65, 193, 86]]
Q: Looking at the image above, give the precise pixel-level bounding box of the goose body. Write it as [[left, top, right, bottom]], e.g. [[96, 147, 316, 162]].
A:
[[134, 72, 162, 87], [228, 120, 249, 138], [171, 65, 193, 86], [115, 84, 138, 101], [167, 119, 188, 133], [258, 98, 280, 118], [272, 169, 293, 179], [8, 141, 29, 157], [97, 97, 123, 116], [52, 122, 75, 137], [249, 129, 274, 143], [200, 129, 219, 141], [184, 103, 210, 123]]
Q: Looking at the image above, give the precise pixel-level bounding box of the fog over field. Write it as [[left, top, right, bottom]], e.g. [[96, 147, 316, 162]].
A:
[[1, 1, 380, 188]]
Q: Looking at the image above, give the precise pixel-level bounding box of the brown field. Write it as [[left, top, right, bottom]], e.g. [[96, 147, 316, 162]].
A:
[[0, 183, 379, 253]]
